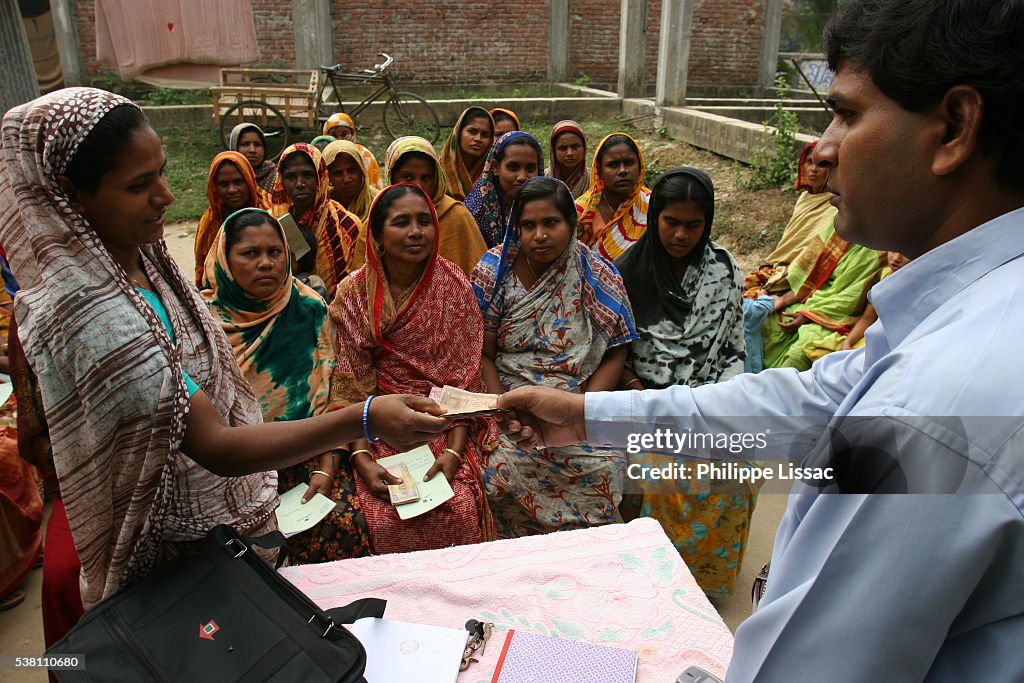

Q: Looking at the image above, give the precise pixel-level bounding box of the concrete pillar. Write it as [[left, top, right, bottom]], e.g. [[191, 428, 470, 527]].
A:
[[655, 0, 693, 108], [292, 0, 333, 70], [759, 0, 784, 89], [0, 0, 40, 114], [51, 0, 85, 86], [617, 0, 646, 98], [548, 0, 570, 82]]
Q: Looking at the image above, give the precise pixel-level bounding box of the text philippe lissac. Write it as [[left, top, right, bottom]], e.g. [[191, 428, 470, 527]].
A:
[[624, 428, 834, 484]]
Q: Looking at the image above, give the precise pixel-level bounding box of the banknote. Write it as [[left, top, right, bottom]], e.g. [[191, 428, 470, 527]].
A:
[[386, 463, 419, 505], [429, 385, 507, 419]]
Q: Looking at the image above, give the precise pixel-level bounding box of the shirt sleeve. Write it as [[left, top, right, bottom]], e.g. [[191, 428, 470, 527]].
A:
[[584, 345, 864, 455]]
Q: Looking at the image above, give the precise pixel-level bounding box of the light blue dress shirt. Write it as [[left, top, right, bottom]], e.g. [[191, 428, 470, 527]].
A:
[[586, 208, 1024, 682]]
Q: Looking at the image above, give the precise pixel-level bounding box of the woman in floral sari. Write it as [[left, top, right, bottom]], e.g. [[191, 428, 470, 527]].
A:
[[464, 131, 545, 248], [270, 143, 362, 298], [203, 209, 371, 562], [576, 133, 651, 262], [439, 107, 494, 201], [385, 136, 487, 275], [472, 176, 638, 538], [329, 183, 496, 553], [616, 167, 756, 599], [193, 151, 269, 284]]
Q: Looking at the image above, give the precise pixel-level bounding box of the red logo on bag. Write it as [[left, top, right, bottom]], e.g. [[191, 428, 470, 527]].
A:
[[199, 620, 220, 640]]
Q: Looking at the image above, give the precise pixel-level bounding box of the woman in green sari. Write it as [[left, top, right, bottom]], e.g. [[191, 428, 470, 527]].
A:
[[761, 222, 884, 370]]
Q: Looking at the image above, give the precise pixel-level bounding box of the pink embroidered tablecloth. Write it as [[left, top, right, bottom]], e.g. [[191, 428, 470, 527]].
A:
[[279, 518, 734, 682]]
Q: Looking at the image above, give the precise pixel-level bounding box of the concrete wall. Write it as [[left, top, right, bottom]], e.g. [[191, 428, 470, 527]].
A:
[[72, 0, 769, 90]]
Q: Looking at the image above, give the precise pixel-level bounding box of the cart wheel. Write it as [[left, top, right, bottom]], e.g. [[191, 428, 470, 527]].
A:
[[218, 100, 290, 162], [383, 92, 440, 145]]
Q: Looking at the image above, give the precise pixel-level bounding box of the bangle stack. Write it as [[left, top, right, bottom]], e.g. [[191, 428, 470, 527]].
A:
[[363, 395, 381, 444], [443, 448, 463, 463]]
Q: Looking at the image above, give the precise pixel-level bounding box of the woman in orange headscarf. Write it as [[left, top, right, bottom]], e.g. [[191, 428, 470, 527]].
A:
[[575, 133, 651, 262], [439, 107, 494, 201], [323, 113, 384, 190], [193, 151, 269, 284]]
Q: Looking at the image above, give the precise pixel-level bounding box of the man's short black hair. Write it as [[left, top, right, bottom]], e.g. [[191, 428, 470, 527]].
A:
[[823, 0, 1024, 189]]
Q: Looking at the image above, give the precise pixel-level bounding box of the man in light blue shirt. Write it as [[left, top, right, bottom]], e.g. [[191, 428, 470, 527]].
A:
[[496, 1, 1024, 680]]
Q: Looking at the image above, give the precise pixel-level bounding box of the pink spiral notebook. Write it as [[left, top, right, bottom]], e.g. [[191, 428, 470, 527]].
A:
[[490, 630, 638, 683]]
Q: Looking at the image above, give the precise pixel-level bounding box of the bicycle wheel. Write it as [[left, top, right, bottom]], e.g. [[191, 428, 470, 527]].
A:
[[382, 92, 440, 145], [218, 100, 290, 162]]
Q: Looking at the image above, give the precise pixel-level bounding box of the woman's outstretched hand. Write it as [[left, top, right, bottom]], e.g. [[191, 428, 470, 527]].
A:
[[368, 394, 448, 450], [495, 387, 587, 450]]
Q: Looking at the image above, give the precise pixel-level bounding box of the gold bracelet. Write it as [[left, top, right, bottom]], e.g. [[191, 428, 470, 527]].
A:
[[309, 470, 332, 479], [350, 449, 373, 459], [443, 448, 463, 462], [625, 378, 644, 390]]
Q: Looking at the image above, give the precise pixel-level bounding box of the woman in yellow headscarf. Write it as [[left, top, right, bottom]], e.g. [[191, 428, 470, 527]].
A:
[[193, 151, 270, 284], [322, 112, 384, 190], [385, 136, 488, 276], [575, 132, 651, 262], [322, 139, 379, 226]]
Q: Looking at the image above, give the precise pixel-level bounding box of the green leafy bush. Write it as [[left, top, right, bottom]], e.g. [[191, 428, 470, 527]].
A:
[[742, 76, 802, 190]]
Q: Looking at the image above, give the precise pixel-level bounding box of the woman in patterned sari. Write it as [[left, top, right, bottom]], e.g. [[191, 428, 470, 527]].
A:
[[439, 107, 494, 201], [193, 151, 269, 284], [270, 143, 362, 298], [202, 209, 371, 562], [329, 183, 497, 553], [0, 88, 446, 620], [575, 132, 651, 262], [615, 167, 757, 600], [464, 131, 545, 248], [471, 176, 638, 538], [385, 135, 487, 275], [544, 120, 590, 198]]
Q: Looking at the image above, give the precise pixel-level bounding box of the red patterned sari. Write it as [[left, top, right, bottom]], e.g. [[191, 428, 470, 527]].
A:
[[328, 185, 497, 553]]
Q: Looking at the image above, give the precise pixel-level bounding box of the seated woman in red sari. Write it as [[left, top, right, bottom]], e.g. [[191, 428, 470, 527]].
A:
[[270, 143, 362, 299], [193, 151, 269, 284], [328, 183, 497, 553]]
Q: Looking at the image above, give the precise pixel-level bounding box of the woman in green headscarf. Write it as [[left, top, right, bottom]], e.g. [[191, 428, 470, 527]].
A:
[[202, 208, 371, 562]]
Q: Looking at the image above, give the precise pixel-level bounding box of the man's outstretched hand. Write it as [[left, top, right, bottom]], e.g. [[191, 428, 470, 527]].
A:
[[495, 386, 587, 449]]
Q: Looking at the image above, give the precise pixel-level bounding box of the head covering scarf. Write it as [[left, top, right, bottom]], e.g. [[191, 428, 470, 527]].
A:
[[328, 184, 497, 551], [310, 135, 336, 150], [384, 136, 489, 275], [322, 139, 379, 225], [545, 120, 590, 198], [464, 131, 545, 249], [270, 143, 361, 296], [228, 122, 277, 193], [0, 88, 276, 608], [323, 112, 355, 137], [794, 140, 825, 192], [439, 107, 494, 201], [575, 132, 651, 262], [615, 168, 746, 387], [193, 151, 268, 284], [488, 107, 520, 129], [201, 209, 333, 424], [471, 178, 638, 354]]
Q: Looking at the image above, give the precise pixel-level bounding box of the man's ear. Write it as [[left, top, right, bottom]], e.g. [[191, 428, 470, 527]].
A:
[[931, 85, 984, 177], [55, 175, 85, 213]]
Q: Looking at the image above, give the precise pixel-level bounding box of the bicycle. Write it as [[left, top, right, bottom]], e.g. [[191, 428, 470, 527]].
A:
[[319, 53, 441, 145], [215, 53, 439, 159]]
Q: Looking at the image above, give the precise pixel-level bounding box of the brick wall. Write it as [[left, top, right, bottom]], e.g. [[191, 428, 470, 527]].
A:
[[71, 0, 766, 90]]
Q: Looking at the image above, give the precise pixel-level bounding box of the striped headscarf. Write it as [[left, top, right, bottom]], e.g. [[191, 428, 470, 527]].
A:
[[0, 88, 276, 608]]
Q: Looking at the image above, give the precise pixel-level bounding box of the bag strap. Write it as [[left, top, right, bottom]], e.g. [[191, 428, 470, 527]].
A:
[[326, 597, 387, 624]]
